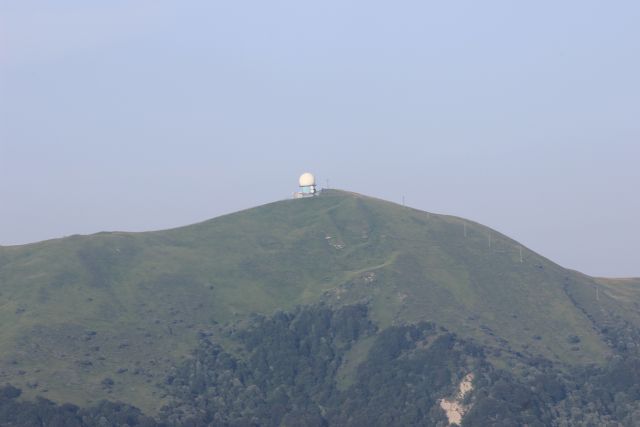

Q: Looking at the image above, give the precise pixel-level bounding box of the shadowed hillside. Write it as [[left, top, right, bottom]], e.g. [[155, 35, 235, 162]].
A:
[[0, 189, 637, 414]]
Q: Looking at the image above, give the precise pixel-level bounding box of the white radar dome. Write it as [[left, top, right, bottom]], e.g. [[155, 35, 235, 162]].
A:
[[299, 172, 316, 187]]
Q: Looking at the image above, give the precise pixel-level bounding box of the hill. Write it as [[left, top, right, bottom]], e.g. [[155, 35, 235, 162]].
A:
[[0, 189, 638, 422]]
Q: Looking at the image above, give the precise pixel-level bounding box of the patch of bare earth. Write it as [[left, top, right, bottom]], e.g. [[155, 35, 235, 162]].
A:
[[439, 373, 474, 426]]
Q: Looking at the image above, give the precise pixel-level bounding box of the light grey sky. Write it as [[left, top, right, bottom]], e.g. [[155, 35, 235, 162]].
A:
[[1, 1, 638, 277]]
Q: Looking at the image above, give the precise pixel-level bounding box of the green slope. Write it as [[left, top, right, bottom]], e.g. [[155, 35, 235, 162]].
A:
[[0, 189, 633, 412]]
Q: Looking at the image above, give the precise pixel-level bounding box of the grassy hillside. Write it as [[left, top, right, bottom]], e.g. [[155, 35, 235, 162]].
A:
[[0, 189, 635, 412]]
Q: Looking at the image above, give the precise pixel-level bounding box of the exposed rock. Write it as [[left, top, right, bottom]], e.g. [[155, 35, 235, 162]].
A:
[[439, 373, 474, 426]]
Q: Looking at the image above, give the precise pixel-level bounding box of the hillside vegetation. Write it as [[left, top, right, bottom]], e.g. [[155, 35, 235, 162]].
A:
[[0, 190, 637, 420]]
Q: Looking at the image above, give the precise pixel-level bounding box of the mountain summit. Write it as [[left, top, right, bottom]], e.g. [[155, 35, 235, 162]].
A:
[[0, 190, 638, 421]]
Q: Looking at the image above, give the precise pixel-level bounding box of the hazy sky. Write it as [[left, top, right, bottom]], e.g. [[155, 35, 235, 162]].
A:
[[1, 1, 638, 277]]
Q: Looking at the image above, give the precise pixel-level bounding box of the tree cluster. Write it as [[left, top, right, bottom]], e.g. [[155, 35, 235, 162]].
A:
[[3, 303, 640, 426]]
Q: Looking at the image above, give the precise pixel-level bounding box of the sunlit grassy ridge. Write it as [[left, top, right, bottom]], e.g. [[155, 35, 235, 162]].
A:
[[0, 189, 634, 412]]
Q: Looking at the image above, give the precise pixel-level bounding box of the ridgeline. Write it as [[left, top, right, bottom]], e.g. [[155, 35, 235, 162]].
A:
[[1, 190, 639, 425]]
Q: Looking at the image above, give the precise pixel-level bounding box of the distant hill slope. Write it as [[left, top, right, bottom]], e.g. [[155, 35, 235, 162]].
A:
[[0, 189, 636, 413]]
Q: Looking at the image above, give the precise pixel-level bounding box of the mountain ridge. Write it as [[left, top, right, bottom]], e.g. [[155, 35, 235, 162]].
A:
[[0, 189, 637, 414]]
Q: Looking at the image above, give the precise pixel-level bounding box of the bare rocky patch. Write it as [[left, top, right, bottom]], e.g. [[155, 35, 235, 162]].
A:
[[439, 373, 474, 426]]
